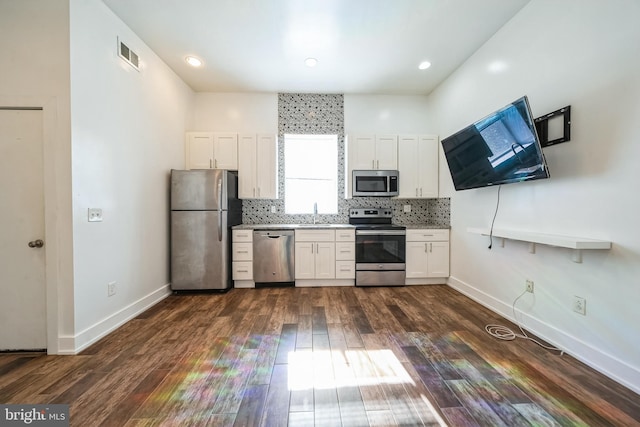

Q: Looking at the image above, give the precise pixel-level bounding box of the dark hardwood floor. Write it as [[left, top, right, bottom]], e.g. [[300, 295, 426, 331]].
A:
[[1, 285, 639, 426]]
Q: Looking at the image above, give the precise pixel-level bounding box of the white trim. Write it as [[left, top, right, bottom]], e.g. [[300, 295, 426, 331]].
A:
[[65, 284, 172, 354], [294, 279, 354, 287], [446, 276, 640, 395]]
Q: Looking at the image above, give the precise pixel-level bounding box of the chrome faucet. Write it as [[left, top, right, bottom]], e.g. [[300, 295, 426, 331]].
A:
[[313, 202, 318, 224]]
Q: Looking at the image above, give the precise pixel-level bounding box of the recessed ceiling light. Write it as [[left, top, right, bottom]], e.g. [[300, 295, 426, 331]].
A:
[[185, 56, 203, 67], [418, 61, 431, 70], [305, 57, 318, 67]]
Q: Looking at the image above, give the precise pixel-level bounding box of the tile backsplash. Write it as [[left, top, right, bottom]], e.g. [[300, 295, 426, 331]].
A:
[[242, 93, 450, 227], [243, 197, 450, 226]]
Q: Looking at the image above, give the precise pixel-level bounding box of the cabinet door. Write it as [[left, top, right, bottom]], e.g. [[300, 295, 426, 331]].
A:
[[406, 241, 429, 278], [213, 133, 238, 170], [418, 135, 438, 198], [238, 134, 257, 198], [427, 241, 450, 277], [295, 242, 316, 279], [398, 135, 419, 197], [315, 242, 336, 279], [398, 135, 438, 198], [256, 134, 277, 199], [186, 132, 214, 169], [375, 135, 398, 170], [350, 135, 376, 170]]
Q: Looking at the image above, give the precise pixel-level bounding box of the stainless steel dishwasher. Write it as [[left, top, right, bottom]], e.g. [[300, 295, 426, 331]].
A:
[[253, 229, 295, 284]]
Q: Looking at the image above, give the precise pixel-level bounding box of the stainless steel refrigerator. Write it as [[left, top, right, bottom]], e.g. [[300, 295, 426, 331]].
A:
[[170, 169, 242, 291]]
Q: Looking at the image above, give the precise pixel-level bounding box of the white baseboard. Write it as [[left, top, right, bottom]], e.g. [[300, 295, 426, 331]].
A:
[[58, 284, 172, 354], [446, 276, 640, 395]]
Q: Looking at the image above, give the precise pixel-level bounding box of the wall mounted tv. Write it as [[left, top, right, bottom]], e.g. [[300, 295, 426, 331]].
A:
[[441, 96, 550, 191]]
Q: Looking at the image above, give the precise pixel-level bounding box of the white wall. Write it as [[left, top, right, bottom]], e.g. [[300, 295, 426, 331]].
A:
[[69, 0, 194, 351], [192, 93, 435, 135], [194, 93, 277, 132], [0, 0, 73, 354], [344, 95, 434, 134], [430, 0, 640, 392]]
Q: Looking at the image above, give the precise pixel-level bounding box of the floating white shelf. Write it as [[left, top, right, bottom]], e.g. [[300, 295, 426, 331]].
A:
[[467, 227, 612, 263]]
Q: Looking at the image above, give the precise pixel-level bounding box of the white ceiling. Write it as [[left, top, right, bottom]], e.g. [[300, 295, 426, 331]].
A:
[[102, 0, 530, 95]]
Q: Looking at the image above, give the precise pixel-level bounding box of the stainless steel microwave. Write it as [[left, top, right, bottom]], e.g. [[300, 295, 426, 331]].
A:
[[352, 170, 399, 197]]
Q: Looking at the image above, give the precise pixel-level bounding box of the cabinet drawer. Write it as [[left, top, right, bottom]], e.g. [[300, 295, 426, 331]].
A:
[[335, 229, 355, 242], [335, 242, 355, 260], [335, 261, 355, 279], [295, 229, 335, 242], [232, 261, 253, 280], [232, 229, 253, 242], [406, 229, 449, 242], [232, 242, 252, 261]]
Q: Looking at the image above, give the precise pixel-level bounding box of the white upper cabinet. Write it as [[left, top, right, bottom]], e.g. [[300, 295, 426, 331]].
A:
[[374, 135, 398, 170], [185, 131, 238, 170], [212, 133, 238, 170], [238, 133, 277, 199], [398, 134, 439, 198], [349, 134, 398, 170], [185, 132, 214, 170]]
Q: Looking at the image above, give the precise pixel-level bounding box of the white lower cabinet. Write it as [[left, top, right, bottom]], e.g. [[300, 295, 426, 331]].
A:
[[295, 229, 355, 287], [335, 229, 355, 279], [232, 230, 254, 288], [405, 229, 450, 285]]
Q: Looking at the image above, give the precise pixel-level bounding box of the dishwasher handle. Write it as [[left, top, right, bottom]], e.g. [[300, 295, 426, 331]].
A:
[[254, 231, 294, 239]]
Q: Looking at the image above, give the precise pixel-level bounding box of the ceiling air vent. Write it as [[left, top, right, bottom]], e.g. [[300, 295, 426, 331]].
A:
[[118, 38, 139, 70]]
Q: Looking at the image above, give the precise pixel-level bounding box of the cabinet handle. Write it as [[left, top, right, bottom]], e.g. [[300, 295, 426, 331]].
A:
[[429, 243, 433, 253], [416, 188, 419, 197], [238, 269, 248, 273], [257, 187, 261, 197], [215, 159, 218, 168], [210, 159, 213, 168], [424, 243, 428, 253], [420, 188, 423, 197], [377, 160, 379, 169], [237, 250, 248, 253]]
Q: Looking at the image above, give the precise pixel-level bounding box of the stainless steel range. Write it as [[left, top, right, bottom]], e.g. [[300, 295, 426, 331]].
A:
[[349, 208, 406, 287]]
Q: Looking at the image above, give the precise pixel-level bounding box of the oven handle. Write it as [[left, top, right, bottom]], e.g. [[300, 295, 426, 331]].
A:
[[356, 229, 406, 236]]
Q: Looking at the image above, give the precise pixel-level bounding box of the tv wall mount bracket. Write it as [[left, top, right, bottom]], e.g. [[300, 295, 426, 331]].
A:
[[534, 105, 571, 147]]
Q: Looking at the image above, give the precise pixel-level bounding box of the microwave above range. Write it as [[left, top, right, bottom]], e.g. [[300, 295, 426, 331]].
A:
[[352, 170, 399, 197]]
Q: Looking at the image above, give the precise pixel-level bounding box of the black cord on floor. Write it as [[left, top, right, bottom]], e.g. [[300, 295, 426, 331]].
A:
[[488, 185, 502, 249]]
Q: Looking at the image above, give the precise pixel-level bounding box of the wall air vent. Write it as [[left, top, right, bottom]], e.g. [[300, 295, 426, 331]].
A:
[[117, 37, 139, 70]]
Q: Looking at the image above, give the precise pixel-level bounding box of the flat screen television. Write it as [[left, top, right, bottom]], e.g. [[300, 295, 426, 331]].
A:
[[441, 96, 550, 191]]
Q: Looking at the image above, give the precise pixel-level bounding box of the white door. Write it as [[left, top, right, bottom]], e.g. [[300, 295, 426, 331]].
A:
[[0, 109, 46, 350]]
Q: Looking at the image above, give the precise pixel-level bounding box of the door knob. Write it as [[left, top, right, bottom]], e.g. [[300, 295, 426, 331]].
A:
[[28, 239, 44, 248]]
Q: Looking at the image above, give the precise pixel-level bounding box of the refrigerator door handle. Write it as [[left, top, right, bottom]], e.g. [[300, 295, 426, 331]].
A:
[[217, 178, 223, 241]]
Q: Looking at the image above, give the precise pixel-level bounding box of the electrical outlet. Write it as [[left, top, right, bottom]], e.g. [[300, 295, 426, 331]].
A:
[[403, 205, 411, 213], [88, 208, 103, 222], [525, 279, 534, 293], [270, 206, 277, 213], [108, 281, 117, 297], [573, 296, 586, 315]]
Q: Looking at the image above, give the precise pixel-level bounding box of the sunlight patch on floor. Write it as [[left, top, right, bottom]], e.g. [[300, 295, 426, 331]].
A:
[[288, 349, 414, 390]]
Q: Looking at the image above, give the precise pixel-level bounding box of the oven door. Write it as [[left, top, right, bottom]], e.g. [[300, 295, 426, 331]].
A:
[[355, 229, 406, 286]]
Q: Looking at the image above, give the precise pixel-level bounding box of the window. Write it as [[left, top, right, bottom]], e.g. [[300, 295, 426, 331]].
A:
[[284, 134, 338, 214]]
